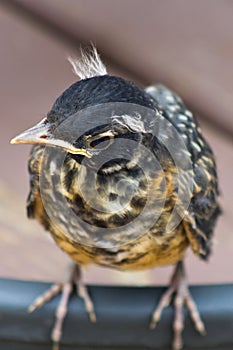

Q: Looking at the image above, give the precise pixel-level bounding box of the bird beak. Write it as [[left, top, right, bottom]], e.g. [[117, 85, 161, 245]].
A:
[[10, 118, 92, 158]]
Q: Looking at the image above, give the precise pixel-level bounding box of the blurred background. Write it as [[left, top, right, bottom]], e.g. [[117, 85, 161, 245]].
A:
[[0, 0, 232, 287]]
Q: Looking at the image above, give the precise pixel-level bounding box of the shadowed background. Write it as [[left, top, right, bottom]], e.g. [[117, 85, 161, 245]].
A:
[[0, 0, 232, 287]]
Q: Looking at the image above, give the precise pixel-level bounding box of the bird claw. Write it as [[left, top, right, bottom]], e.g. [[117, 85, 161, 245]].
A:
[[150, 261, 205, 350], [28, 264, 95, 350], [28, 283, 63, 313]]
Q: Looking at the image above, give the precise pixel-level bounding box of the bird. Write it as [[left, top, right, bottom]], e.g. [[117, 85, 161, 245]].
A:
[[11, 47, 221, 350]]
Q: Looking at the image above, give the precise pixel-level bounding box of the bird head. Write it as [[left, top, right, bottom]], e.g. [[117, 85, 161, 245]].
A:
[[11, 48, 155, 173]]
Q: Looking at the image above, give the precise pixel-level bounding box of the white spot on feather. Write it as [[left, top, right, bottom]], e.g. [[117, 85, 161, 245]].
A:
[[178, 114, 188, 121], [185, 110, 193, 118], [50, 161, 57, 175], [191, 141, 201, 152], [168, 105, 179, 111], [165, 95, 175, 102]]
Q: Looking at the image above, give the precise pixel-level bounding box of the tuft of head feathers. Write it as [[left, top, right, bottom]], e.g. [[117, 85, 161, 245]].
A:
[[68, 46, 107, 80]]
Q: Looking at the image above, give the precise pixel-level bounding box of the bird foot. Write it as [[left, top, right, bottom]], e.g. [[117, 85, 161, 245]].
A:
[[150, 261, 205, 350], [28, 264, 96, 350]]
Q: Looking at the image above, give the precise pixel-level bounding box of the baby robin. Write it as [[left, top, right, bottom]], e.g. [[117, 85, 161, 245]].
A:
[[11, 47, 220, 350]]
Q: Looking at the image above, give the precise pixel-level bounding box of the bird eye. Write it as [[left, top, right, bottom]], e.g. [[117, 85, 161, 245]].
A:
[[88, 136, 112, 150]]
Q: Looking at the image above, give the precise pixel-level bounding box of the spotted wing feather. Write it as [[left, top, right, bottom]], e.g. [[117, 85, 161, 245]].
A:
[[145, 84, 221, 259]]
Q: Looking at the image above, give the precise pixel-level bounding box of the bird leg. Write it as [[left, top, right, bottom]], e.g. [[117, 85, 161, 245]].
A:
[[150, 261, 205, 350], [28, 264, 96, 350]]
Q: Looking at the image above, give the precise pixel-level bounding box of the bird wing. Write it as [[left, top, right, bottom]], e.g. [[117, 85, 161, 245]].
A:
[[145, 84, 221, 259]]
